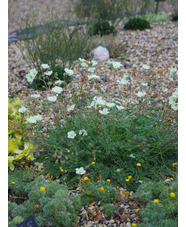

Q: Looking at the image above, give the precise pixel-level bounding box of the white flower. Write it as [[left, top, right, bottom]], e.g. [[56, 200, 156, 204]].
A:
[[67, 104, 75, 112], [138, 180, 143, 183], [47, 96, 57, 102], [34, 115, 43, 121], [141, 82, 148, 87], [65, 68, 74, 76], [79, 129, 88, 136], [88, 67, 95, 73], [26, 116, 37, 123], [142, 64, 150, 70], [31, 94, 41, 98], [129, 154, 135, 158], [18, 106, 27, 113], [108, 61, 122, 69], [170, 68, 178, 78], [26, 115, 42, 123], [52, 86, 63, 94], [94, 96, 106, 106], [171, 102, 178, 111], [90, 60, 98, 66], [81, 62, 88, 68], [45, 71, 53, 76], [41, 64, 50, 69], [120, 75, 130, 85], [99, 108, 109, 115], [55, 80, 64, 85], [79, 58, 86, 62], [136, 91, 146, 97], [25, 69, 38, 83], [76, 167, 86, 175], [87, 75, 100, 80], [169, 95, 177, 105], [106, 102, 115, 108], [67, 131, 76, 139], [116, 105, 124, 110]]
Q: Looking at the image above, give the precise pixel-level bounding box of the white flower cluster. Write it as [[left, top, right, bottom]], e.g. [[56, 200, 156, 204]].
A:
[[142, 64, 150, 70], [18, 106, 27, 113], [31, 94, 41, 98], [88, 75, 100, 80], [88, 96, 124, 115], [65, 68, 74, 76], [41, 64, 50, 69], [52, 86, 63, 94], [136, 91, 146, 98], [26, 115, 43, 123], [25, 69, 38, 83], [169, 88, 178, 111], [67, 104, 76, 112], [76, 167, 86, 175]]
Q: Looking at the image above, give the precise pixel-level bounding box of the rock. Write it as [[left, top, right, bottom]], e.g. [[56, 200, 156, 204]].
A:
[[121, 214, 130, 222], [96, 213, 103, 222], [91, 46, 109, 62]]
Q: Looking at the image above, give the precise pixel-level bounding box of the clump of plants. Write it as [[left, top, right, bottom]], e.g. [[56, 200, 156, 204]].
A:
[[8, 97, 34, 171], [9, 176, 81, 227], [171, 13, 178, 21], [88, 20, 116, 36], [136, 178, 178, 227], [124, 17, 152, 30]]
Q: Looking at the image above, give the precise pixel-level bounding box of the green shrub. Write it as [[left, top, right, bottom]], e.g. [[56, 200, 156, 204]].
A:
[[136, 179, 178, 226], [102, 203, 117, 217], [88, 20, 116, 36], [8, 97, 35, 171], [124, 18, 152, 30], [11, 176, 81, 227], [8, 169, 35, 196], [33, 93, 177, 189], [18, 12, 90, 73], [81, 180, 117, 205]]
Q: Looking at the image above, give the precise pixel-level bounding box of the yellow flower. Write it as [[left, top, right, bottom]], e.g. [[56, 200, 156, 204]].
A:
[[153, 199, 159, 203], [125, 179, 130, 182], [84, 177, 89, 181], [136, 163, 141, 167], [170, 178, 174, 181], [128, 176, 132, 180], [91, 162, 95, 164], [107, 179, 111, 182], [34, 204, 39, 208], [126, 191, 130, 196], [64, 170, 67, 173], [136, 208, 140, 213], [173, 163, 178, 167], [60, 169, 64, 172], [170, 192, 176, 198], [40, 187, 45, 192], [132, 223, 137, 226], [12, 182, 15, 184], [100, 187, 104, 192], [27, 155, 32, 159]]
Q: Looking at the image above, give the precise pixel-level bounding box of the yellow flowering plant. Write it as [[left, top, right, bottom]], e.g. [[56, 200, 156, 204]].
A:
[[8, 98, 35, 171]]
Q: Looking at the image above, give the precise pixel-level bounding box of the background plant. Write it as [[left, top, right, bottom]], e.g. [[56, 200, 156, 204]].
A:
[[124, 17, 152, 30], [8, 97, 35, 171]]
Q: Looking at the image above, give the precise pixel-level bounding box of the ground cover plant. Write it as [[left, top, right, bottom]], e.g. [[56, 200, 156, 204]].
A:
[[124, 18, 152, 30], [8, 57, 178, 226]]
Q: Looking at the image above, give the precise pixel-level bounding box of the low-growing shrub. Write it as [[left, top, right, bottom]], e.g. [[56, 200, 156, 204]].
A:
[[124, 18, 152, 30], [10, 176, 81, 227], [171, 13, 178, 21], [81, 180, 117, 205], [88, 20, 116, 37], [102, 203, 117, 217], [136, 178, 178, 226], [8, 98, 35, 171]]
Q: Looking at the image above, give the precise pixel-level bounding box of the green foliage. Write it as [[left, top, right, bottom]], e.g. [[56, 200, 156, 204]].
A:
[[88, 20, 116, 37], [18, 12, 90, 72], [136, 179, 178, 226], [8, 169, 35, 196], [81, 180, 117, 204], [8, 97, 34, 171], [33, 94, 177, 189], [124, 18, 152, 30], [11, 176, 81, 227], [138, 14, 171, 23], [102, 203, 117, 217]]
